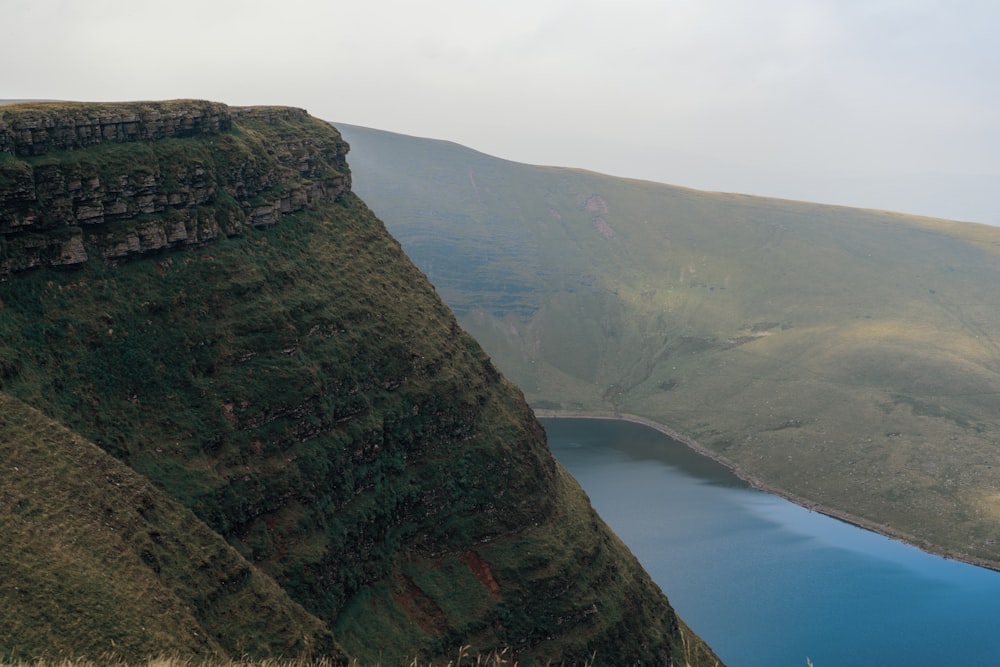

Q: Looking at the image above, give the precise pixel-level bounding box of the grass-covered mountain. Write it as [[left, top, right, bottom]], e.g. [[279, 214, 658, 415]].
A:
[[0, 392, 339, 659], [0, 101, 720, 666], [339, 123, 1000, 570]]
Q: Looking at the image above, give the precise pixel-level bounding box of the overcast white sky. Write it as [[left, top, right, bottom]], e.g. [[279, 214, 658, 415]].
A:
[[5, 0, 999, 223]]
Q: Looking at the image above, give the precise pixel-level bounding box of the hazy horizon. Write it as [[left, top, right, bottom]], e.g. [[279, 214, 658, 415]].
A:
[[4, 0, 998, 224]]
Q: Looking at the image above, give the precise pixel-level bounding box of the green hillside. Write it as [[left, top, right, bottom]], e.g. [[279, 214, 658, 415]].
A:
[[0, 391, 339, 661], [0, 102, 720, 665], [339, 123, 1000, 569]]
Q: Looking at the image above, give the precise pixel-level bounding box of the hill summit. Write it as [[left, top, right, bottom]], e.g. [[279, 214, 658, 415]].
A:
[[0, 101, 720, 666]]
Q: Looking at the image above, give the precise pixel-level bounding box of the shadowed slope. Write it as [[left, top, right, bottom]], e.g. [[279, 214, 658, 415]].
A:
[[0, 392, 340, 661], [0, 102, 720, 665], [339, 122, 1000, 569]]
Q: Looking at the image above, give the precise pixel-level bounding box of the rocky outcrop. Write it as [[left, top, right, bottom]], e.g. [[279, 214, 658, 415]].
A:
[[0, 100, 231, 155], [0, 101, 349, 275]]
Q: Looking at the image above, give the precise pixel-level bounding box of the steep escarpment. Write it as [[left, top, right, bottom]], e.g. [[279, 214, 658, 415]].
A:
[[0, 100, 231, 154], [0, 101, 348, 274], [0, 101, 720, 665]]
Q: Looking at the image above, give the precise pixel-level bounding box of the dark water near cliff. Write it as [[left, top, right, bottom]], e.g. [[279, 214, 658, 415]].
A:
[[542, 417, 1000, 667]]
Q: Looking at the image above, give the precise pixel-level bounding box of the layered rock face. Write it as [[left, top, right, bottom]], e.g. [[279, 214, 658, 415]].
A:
[[0, 99, 232, 154], [0, 101, 348, 273], [0, 101, 720, 666]]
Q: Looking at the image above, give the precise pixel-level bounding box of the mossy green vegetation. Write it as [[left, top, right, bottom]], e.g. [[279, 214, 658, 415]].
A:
[[0, 103, 720, 665], [339, 122, 1000, 570], [0, 392, 340, 662]]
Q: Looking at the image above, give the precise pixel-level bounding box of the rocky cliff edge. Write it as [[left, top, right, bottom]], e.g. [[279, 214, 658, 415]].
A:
[[0, 100, 348, 274]]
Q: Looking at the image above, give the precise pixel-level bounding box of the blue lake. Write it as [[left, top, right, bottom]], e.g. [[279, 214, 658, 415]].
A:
[[542, 417, 1000, 667]]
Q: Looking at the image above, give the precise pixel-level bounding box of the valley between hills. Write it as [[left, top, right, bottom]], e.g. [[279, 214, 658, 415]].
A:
[[338, 122, 1000, 572], [5, 96, 1000, 664]]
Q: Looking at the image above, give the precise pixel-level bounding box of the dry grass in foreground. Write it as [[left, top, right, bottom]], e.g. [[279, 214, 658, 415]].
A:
[[2, 646, 593, 667]]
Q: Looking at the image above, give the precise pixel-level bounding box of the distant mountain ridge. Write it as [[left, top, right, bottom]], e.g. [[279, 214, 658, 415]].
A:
[[0, 101, 721, 665], [338, 122, 1000, 571]]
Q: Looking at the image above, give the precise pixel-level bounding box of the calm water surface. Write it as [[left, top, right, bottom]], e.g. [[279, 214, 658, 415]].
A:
[[542, 417, 1000, 667]]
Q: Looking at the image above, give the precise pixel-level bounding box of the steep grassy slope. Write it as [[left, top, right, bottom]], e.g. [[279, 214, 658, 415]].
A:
[[0, 392, 339, 661], [0, 102, 719, 666], [339, 123, 1000, 569]]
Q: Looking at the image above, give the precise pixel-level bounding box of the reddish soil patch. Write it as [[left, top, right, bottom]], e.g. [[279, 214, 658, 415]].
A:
[[593, 215, 615, 238], [584, 194, 609, 213], [461, 550, 502, 600], [391, 575, 448, 635]]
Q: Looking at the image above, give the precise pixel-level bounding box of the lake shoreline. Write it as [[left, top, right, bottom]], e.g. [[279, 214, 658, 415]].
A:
[[534, 408, 1000, 574]]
